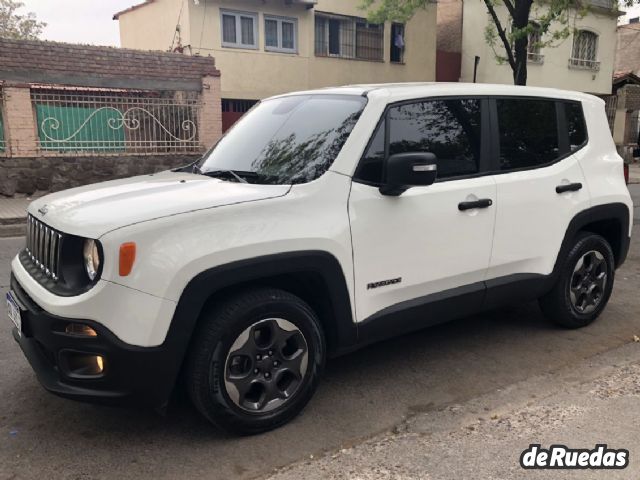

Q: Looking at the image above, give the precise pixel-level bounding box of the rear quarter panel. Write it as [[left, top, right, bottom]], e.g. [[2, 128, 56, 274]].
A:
[[579, 97, 634, 237]]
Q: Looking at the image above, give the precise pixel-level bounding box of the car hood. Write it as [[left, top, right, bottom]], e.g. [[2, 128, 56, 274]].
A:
[[28, 171, 291, 238]]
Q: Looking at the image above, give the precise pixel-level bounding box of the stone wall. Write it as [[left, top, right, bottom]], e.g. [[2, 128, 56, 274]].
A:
[[0, 154, 201, 197]]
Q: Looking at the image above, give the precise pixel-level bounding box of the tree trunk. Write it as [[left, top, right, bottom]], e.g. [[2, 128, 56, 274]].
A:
[[511, 0, 533, 85]]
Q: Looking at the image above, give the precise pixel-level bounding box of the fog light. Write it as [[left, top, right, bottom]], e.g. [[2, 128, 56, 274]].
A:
[[64, 323, 98, 337], [96, 355, 104, 372], [60, 351, 106, 377]]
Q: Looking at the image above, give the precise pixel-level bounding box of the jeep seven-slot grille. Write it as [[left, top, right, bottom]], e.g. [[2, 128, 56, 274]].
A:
[[25, 214, 62, 281]]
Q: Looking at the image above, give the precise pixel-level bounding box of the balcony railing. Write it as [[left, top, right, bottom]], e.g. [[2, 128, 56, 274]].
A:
[[568, 58, 600, 71], [587, 0, 615, 10]]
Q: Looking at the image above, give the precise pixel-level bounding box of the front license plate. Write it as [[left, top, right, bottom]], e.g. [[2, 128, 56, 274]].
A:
[[6, 291, 21, 337]]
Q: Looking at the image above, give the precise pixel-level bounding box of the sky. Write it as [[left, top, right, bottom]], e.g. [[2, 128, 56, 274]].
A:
[[621, 4, 640, 23], [21, 0, 136, 46], [17, 1, 640, 48]]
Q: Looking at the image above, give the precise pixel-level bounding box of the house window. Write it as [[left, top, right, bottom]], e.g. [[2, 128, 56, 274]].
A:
[[527, 22, 543, 63], [569, 30, 599, 70], [221, 98, 259, 132], [511, 22, 543, 64], [390, 23, 405, 63], [222, 99, 259, 113], [314, 13, 383, 61], [265, 16, 297, 53], [221, 10, 258, 49]]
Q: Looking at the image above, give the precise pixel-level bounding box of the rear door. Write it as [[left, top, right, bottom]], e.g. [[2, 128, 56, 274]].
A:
[[486, 97, 591, 284]]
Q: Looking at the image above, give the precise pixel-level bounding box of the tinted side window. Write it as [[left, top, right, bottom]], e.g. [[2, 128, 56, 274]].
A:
[[496, 98, 559, 171], [565, 101, 587, 151], [357, 119, 385, 184], [388, 99, 481, 179]]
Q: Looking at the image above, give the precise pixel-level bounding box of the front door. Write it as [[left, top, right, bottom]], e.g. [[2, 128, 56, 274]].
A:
[[349, 97, 497, 323]]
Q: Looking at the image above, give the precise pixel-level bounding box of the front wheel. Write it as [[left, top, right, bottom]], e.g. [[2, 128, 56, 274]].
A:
[[539, 232, 615, 328], [185, 288, 325, 435]]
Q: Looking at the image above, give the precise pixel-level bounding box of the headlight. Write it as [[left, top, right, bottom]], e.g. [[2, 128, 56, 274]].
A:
[[83, 239, 101, 281]]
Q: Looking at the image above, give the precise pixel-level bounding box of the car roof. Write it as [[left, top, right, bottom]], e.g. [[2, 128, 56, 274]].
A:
[[269, 82, 602, 105]]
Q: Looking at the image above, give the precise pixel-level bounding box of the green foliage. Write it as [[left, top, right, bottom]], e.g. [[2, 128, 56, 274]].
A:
[[0, 0, 45, 40], [484, 24, 508, 64], [360, 0, 625, 84], [359, 0, 433, 23]]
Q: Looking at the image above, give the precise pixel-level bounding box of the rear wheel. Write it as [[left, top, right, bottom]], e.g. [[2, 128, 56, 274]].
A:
[[185, 288, 325, 435], [539, 232, 615, 328]]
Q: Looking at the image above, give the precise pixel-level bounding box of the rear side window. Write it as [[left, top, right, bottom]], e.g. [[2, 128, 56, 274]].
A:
[[496, 98, 559, 171], [565, 101, 587, 151]]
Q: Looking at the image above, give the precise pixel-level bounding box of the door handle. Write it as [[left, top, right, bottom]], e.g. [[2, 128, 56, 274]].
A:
[[458, 198, 493, 211], [556, 182, 582, 194]]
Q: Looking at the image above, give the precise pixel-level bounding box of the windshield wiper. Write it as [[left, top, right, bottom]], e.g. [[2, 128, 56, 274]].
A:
[[199, 169, 251, 184]]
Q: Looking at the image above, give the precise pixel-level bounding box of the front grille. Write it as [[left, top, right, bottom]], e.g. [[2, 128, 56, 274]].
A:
[[25, 214, 63, 281]]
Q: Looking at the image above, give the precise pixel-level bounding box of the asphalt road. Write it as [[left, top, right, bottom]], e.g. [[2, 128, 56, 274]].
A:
[[0, 185, 639, 480]]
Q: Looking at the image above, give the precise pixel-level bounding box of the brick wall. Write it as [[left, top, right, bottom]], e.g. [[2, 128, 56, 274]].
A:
[[437, 0, 463, 53], [200, 75, 224, 147], [0, 38, 220, 90], [3, 86, 38, 157], [616, 24, 640, 75], [0, 154, 201, 197]]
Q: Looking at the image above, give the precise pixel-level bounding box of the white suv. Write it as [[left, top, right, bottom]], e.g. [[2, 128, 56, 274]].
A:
[[7, 83, 633, 434]]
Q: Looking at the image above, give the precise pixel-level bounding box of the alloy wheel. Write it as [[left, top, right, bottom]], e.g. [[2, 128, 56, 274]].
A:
[[569, 250, 608, 315], [224, 318, 309, 413]]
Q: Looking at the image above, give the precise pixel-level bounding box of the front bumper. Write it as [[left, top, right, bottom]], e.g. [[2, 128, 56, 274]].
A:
[[10, 273, 178, 408]]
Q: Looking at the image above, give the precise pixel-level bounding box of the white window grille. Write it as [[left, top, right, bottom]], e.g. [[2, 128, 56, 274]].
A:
[[31, 88, 201, 155], [527, 23, 543, 64], [569, 30, 600, 70], [511, 22, 544, 64], [221, 10, 258, 49], [265, 15, 297, 53]]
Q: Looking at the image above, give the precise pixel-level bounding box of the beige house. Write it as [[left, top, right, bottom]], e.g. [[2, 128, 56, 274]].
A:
[[437, 0, 620, 94], [115, 0, 436, 129]]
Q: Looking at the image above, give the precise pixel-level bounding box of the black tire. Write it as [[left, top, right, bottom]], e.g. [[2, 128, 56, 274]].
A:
[[185, 287, 325, 435], [539, 232, 615, 329]]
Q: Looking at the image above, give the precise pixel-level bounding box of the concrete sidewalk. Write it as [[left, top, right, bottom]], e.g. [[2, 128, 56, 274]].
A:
[[267, 341, 640, 479], [0, 197, 29, 238]]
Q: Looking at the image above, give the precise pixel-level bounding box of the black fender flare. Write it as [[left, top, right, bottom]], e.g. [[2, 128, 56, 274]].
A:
[[159, 251, 357, 398], [552, 202, 631, 276]]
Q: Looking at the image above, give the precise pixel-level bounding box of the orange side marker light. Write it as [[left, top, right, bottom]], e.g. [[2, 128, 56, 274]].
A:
[[119, 242, 137, 276]]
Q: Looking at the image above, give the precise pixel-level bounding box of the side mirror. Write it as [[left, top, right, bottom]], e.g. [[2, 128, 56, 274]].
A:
[[379, 152, 438, 196]]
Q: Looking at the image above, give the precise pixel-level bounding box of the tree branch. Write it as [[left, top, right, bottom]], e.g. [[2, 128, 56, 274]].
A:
[[502, 0, 516, 18], [482, 0, 516, 71]]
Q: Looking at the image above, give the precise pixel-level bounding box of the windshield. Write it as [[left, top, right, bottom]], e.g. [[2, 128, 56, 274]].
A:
[[198, 94, 367, 184]]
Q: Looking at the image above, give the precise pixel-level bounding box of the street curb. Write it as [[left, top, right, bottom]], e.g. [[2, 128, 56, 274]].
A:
[[0, 222, 25, 238]]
